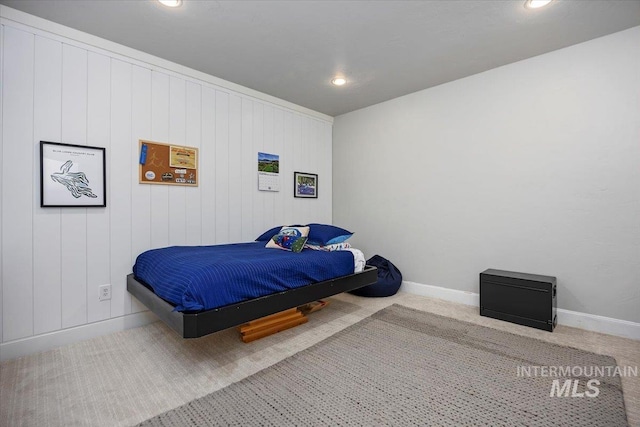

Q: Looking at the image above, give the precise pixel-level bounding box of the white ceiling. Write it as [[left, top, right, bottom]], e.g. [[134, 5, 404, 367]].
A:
[[1, 0, 639, 116]]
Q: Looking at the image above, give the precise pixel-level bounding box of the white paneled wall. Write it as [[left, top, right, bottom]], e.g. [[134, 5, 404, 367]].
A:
[[33, 35, 62, 335], [0, 22, 3, 343], [3, 25, 34, 343], [0, 23, 333, 347]]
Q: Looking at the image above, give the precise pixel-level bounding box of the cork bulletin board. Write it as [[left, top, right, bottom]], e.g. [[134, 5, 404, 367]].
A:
[[138, 139, 198, 186]]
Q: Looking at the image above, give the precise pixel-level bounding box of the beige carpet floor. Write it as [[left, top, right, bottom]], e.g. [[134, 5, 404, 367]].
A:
[[1, 292, 639, 427]]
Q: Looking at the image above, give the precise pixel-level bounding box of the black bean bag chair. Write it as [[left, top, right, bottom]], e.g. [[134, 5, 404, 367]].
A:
[[350, 255, 402, 297]]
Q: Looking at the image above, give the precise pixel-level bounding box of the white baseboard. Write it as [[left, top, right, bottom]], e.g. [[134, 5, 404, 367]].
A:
[[401, 281, 480, 307], [400, 281, 640, 341], [554, 308, 640, 341], [0, 311, 158, 361]]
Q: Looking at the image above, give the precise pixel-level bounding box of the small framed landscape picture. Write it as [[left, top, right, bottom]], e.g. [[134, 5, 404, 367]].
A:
[[40, 141, 106, 207], [294, 172, 318, 198]]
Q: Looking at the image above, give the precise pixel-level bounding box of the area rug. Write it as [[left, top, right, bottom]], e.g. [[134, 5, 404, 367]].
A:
[[139, 305, 627, 426]]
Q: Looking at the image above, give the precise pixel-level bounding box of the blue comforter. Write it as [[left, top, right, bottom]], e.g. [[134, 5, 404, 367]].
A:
[[133, 242, 355, 312]]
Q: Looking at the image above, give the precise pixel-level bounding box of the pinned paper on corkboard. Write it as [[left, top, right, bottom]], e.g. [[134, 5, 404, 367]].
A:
[[138, 139, 198, 186]]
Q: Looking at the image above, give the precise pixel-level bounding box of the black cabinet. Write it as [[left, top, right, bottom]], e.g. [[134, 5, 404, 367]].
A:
[[480, 269, 557, 332]]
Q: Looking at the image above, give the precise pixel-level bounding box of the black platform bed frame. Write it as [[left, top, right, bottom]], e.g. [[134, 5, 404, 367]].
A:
[[127, 265, 377, 338]]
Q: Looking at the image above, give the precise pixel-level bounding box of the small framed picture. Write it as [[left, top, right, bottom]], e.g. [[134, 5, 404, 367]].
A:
[[40, 141, 106, 207], [294, 172, 318, 198]]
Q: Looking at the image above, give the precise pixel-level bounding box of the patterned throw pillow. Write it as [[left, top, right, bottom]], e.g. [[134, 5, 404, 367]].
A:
[[304, 242, 352, 252], [265, 226, 310, 253], [255, 224, 304, 242]]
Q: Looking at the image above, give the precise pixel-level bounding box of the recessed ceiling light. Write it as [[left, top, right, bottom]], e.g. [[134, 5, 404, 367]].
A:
[[524, 0, 553, 9], [158, 0, 182, 7], [331, 77, 347, 86]]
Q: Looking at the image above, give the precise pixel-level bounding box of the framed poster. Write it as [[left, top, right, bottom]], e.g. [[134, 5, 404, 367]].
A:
[[139, 140, 198, 186], [40, 141, 106, 207], [294, 172, 318, 198]]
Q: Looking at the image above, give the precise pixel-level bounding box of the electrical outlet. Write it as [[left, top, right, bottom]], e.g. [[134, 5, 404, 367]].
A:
[[99, 284, 111, 301]]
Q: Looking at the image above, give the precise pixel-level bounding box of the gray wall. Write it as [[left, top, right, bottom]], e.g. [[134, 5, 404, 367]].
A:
[[333, 26, 640, 323]]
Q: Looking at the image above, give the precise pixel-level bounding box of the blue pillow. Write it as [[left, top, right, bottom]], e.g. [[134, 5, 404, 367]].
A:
[[256, 225, 304, 242], [306, 223, 353, 246], [255, 226, 283, 242]]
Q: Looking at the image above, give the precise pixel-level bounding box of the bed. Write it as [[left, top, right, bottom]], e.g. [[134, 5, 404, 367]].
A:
[[127, 241, 377, 338]]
